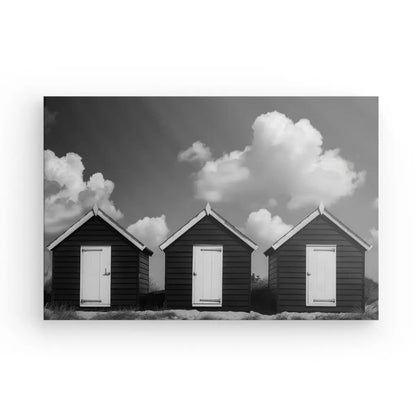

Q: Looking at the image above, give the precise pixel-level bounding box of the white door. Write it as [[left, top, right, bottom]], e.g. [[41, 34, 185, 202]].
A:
[[306, 245, 336, 307], [192, 245, 223, 307], [80, 246, 111, 307]]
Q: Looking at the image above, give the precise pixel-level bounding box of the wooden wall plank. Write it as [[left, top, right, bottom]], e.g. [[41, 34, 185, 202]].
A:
[[268, 214, 365, 313], [51, 215, 148, 308], [165, 215, 252, 311]]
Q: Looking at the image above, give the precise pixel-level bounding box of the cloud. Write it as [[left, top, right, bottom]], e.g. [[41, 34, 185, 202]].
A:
[[44, 150, 122, 234], [370, 227, 378, 243], [181, 111, 365, 209], [245, 209, 292, 246], [178, 140, 212, 163], [194, 148, 250, 202], [127, 215, 169, 248]]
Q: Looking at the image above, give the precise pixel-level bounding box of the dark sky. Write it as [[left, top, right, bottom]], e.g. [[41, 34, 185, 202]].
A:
[[44, 97, 378, 288]]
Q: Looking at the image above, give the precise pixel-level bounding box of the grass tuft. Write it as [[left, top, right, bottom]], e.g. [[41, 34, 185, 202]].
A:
[[44, 304, 83, 320]]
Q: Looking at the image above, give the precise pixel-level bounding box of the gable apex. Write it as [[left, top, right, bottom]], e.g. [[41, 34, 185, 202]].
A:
[[47, 207, 153, 255], [159, 205, 258, 251], [264, 205, 372, 254]]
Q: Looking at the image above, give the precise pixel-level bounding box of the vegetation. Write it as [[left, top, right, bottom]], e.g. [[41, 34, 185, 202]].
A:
[[44, 275, 378, 320], [364, 277, 379, 305], [44, 304, 82, 320], [44, 302, 378, 320], [44, 278, 52, 306], [250, 274, 274, 314]]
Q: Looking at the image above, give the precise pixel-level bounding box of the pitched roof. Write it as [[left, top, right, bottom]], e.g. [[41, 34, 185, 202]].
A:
[[46, 204, 153, 255], [159, 203, 258, 251], [264, 203, 372, 255]]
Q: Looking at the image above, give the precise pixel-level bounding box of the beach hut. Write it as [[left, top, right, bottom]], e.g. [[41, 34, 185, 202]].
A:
[[159, 204, 258, 311], [264, 203, 372, 313], [47, 205, 153, 308]]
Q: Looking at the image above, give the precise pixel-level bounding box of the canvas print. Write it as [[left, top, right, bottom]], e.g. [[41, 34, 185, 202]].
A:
[[44, 97, 378, 320]]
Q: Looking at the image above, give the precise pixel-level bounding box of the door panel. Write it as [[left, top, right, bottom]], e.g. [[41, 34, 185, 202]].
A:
[[80, 246, 111, 307], [306, 245, 336, 307], [81, 249, 101, 302], [192, 246, 223, 307]]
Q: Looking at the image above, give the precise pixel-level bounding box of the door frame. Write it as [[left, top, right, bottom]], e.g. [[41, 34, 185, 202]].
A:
[[305, 244, 337, 307], [192, 245, 223, 307], [80, 245, 112, 307]]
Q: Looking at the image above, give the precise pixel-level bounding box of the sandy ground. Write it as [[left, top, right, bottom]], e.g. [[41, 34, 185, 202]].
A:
[[73, 305, 377, 320]]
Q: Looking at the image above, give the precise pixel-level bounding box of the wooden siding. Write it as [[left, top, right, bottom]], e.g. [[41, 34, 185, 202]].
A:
[[139, 251, 149, 295], [165, 215, 253, 311], [268, 255, 278, 296], [271, 214, 365, 313], [51, 215, 145, 308]]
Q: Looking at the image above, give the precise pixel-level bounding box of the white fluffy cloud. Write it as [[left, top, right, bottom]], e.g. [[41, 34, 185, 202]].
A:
[[245, 209, 292, 246], [194, 148, 250, 202], [180, 111, 365, 209], [44, 150, 122, 234], [127, 215, 169, 248], [178, 140, 212, 163]]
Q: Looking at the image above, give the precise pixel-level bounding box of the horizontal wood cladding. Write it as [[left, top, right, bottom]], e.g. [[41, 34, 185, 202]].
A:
[[268, 255, 278, 295], [138, 251, 149, 295], [51, 215, 148, 308], [165, 215, 252, 311], [270, 214, 365, 313]]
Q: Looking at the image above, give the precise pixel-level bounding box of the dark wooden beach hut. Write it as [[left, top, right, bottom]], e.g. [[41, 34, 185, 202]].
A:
[[47, 205, 153, 309], [264, 203, 372, 313], [159, 203, 258, 311]]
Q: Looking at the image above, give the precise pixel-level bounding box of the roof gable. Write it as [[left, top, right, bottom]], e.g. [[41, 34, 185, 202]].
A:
[[46, 205, 153, 255], [159, 203, 258, 251], [264, 203, 372, 255]]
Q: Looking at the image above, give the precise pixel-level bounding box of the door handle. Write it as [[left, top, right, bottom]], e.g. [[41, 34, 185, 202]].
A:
[[306, 272, 311, 276], [103, 268, 111, 276], [193, 272, 197, 276]]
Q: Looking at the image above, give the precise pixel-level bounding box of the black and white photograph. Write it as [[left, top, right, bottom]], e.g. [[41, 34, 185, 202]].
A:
[[44, 97, 378, 320], [4, 2, 416, 415]]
